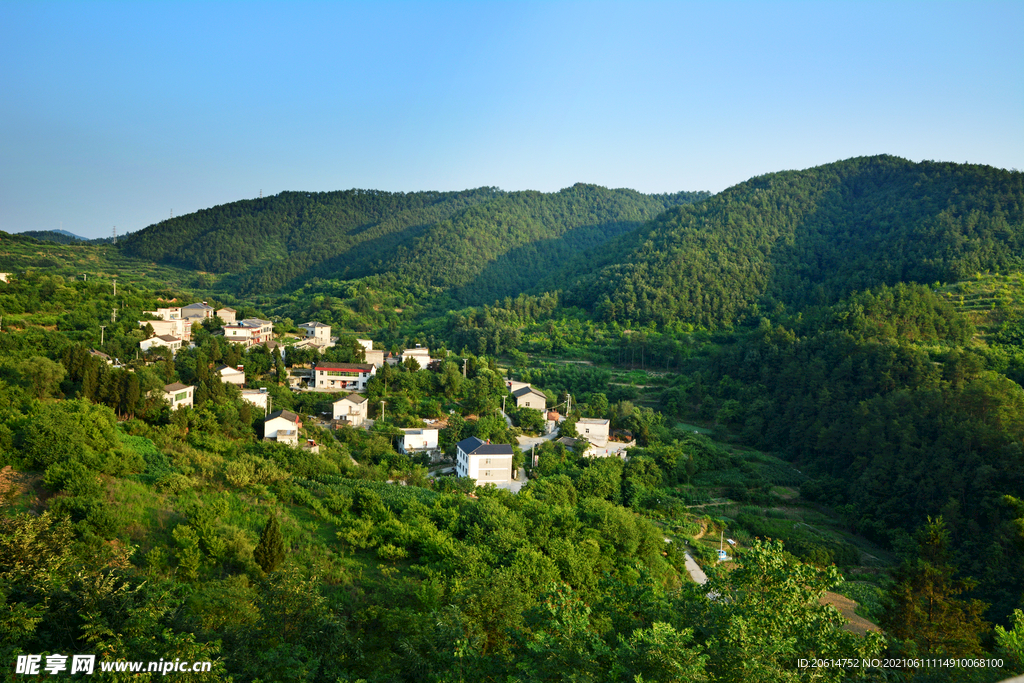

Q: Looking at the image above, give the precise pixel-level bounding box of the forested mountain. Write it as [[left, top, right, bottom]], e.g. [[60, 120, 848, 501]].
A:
[[119, 185, 708, 302], [568, 156, 1024, 329], [18, 229, 87, 244]]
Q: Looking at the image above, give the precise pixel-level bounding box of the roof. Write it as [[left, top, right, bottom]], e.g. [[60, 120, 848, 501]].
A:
[[556, 436, 580, 447], [456, 436, 513, 456], [316, 362, 373, 372], [228, 318, 272, 329], [266, 409, 299, 423], [217, 306, 236, 312], [336, 392, 368, 404], [216, 364, 243, 374], [164, 382, 191, 392], [182, 302, 213, 310], [513, 386, 545, 399], [300, 321, 330, 328], [156, 334, 180, 342], [577, 418, 610, 426]]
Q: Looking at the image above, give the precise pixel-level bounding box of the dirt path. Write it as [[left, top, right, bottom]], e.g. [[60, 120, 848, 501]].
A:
[[820, 592, 881, 635]]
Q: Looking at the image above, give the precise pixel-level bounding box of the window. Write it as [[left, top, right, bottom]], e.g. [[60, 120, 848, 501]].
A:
[[174, 391, 188, 402]]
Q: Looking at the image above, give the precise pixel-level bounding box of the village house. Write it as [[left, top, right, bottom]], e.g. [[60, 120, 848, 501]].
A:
[[332, 393, 368, 426], [555, 436, 593, 457], [163, 382, 194, 410], [298, 321, 332, 346], [398, 428, 439, 454], [313, 362, 376, 392], [401, 345, 431, 368], [456, 436, 515, 486], [89, 349, 114, 365], [576, 418, 610, 448], [140, 335, 183, 356], [142, 307, 181, 321], [264, 409, 301, 446], [139, 317, 189, 341], [224, 318, 274, 348], [216, 307, 237, 324], [181, 302, 214, 321], [357, 339, 385, 367], [0, 273, 11, 283], [240, 389, 270, 412], [215, 364, 245, 386], [512, 385, 547, 412]]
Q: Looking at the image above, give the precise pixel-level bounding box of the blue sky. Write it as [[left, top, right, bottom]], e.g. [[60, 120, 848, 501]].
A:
[[1, 1, 1021, 239]]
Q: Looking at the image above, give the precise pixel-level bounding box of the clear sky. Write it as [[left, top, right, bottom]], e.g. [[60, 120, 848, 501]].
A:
[[1, 1, 1021, 239]]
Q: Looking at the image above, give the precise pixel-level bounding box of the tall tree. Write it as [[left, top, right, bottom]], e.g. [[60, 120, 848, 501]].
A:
[[881, 517, 990, 657], [254, 516, 285, 574]]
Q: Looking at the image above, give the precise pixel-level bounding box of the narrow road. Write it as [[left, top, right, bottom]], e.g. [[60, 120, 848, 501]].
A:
[[684, 552, 709, 585]]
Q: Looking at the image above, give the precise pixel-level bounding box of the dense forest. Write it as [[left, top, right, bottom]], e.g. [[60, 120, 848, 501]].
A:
[[118, 185, 708, 302], [3, 155, 1024, 681], [565, 156, 1024, 329]]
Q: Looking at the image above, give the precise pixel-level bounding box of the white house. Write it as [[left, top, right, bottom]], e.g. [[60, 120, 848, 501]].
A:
[[163, 382, 194, 410], [216, 307, 237, 324], [240, 389, 269, 412], [401, 346, 431, 368], [142, 307, 181, 321], [181, 302, 214, 321], [140, 335, 182, 355], [215, 364, 245, 386], [512, 386, 547, 412], [576, 418, 610, 448], [356, 339, 385, 367], [332, 393, 368, 426], [313, 362, 376, 392], [264, 409, 301, 446], [298, 321, 332, 346], [455, 436, 514, 485], [0, 273, 11, 283], [140, 318, 189, 341], [224, 318, 273, 348], [398, 428, 439, 454]]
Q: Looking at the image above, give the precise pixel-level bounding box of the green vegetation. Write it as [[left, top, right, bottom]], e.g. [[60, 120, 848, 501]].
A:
[[2, 155, 1023, 681]]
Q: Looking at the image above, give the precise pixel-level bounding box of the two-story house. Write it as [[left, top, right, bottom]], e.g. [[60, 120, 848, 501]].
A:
[[224, 318, 274, 348], [298, 321, 332, 346], [215, 364, 245, 386], [313, 362, 376, 391], [512, 386, 547, 412], [332, 393, 368, 426], [163, 382, 194, 410], [455, 437, 514, 485], [576, 418, 610, 448], [398, 428, 439, 454], [140, 335, 183, 356], [264, 409, 301, 446]]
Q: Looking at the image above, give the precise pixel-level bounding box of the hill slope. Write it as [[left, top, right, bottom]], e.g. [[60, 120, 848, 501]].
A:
[[566, 156, 1024, 329], [119, 186, 709, 302]]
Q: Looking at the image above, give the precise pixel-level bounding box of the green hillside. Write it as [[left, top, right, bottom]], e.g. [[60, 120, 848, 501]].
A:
[[568, 156, 1024, 329], [119, 185, 709, 302]]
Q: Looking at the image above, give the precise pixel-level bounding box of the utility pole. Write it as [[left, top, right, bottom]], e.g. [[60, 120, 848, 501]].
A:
[[380, 401, 385, 422], [113, 279, 116, 296], [267, 395, 272, 417], [111, 308, 117, 323], [100, 325, 106, 345]]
